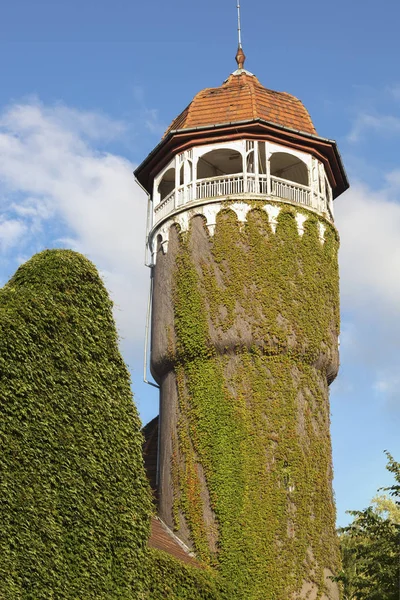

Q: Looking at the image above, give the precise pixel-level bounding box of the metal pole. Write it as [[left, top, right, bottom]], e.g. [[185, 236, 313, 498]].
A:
[[237, 1, 242, 48], [143, 267, 160, 389]]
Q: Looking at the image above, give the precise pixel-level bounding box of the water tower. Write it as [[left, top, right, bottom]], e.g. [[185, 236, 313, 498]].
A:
[[135, 37, 348, 600]]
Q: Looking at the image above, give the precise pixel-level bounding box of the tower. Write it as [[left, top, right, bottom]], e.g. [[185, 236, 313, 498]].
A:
[[135, 47, 348, 599]]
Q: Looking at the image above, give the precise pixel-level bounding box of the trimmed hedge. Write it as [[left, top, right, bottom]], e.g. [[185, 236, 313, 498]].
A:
[[0, 250, 153, 599]]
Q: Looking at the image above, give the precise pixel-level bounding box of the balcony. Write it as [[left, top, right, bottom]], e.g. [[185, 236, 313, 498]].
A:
[[152, 141, 334, 231], [153, 172, 331, 227]]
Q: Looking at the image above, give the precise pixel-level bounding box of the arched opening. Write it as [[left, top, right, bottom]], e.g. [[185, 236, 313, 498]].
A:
[[270, 152, 309, 186], [158, 168, 175, 202], [246, 150, 255, 174], [246, 140, 255, 174], [258, 142, 267, 175], [197, 149, 243, 180]]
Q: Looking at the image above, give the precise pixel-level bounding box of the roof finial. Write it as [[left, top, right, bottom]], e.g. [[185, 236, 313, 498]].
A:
[[235, 1, 246, 70]]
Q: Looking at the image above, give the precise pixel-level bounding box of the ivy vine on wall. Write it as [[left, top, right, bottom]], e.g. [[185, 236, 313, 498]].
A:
[[170, 205, 341, 599]]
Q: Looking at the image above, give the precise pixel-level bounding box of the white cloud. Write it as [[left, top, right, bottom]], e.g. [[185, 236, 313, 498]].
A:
[[144, 108, 166, 136], [336, 181, 400, 311], [335, 179, 400, 409], [373, 369, 400, 410], [347, 113, 400, 143], [387, 84, 400, 101], [132, 85, 167, 136], [1, 96, 399, 411], [0, 218, 27, 251], [0, 99, 149, 357]]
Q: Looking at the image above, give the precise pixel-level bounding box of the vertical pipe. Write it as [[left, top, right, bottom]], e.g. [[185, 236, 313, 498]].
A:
[[143, 267, 159, 389]]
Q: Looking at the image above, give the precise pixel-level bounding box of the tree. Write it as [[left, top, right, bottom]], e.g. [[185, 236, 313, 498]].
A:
[[337, 452, 400, 600], [371, 493, 400, 524], [0, 250, 152, 599]]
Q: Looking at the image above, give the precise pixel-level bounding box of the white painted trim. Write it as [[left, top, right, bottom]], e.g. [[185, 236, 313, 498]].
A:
[[149, 198, 333, 263], [148, 139, 334, 255]]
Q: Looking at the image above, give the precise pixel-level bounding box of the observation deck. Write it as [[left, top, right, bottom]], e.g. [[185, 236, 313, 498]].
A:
[[149, 138, 334, 235], [135, 67, 348, 264]]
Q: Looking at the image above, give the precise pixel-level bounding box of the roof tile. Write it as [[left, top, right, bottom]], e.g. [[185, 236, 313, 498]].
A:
[[164, 72, 316, 137]]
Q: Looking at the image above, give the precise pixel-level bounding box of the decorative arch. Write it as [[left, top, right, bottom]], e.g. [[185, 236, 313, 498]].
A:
[[270, 152, 309, 186], [158, 167, 175, 202], [149, 200, 327, 263], [197, 148, 243, 180]]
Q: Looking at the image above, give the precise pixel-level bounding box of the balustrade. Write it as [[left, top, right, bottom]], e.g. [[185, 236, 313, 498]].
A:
[[153, 172, 329, 226], [197, 174, 244, 199], [154, 190, 176, 221], [270, 176, 311, 207]]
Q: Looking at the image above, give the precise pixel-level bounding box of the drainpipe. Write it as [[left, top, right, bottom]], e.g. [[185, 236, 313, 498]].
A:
[[143, 267, 159, 389], [134, 175, 160, 389]]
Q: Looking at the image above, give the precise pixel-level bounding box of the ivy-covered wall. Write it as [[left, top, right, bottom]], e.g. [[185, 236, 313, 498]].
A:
[[147, 549, 233, 599], [0, 250, 153, 599], [151, 205, 341, 599], [0, 249, 233, 599]]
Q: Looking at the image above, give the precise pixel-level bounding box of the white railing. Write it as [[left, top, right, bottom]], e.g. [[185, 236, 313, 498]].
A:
[[197, 174, 244, 199], [258, 174, 268, 195], [270, 175, 311, 207], [246, 175, 258, 194], [154, 190, 176, 222], [176, 185, 185, 207], [153, 173, 329, 226]]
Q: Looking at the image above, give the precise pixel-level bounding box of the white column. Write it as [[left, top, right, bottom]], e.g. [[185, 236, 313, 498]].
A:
[[242, 140, 247, 194], [183, 156, 190, 205], [266, 142, 271, 195], [318, 162, 325, 212], [254, 140, 259, 194], [310, 159, 314, 209], [174, 155, 180, 209], [193, 152, 198, 201]]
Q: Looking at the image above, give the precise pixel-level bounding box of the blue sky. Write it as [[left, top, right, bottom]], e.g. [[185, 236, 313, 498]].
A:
[[1, 0, 399, 527]]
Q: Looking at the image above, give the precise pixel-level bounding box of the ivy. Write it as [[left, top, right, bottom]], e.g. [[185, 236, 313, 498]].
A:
[[146, 549, 233, 599], [0, 250, 153, 599], [170, 206, 341, 599]]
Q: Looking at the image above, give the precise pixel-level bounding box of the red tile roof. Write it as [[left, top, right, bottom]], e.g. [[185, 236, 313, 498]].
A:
[[164, 72, 316, 137], [143, 417, 202, 568], [142, 416, 158, 499], [149, 517, 201, 568]]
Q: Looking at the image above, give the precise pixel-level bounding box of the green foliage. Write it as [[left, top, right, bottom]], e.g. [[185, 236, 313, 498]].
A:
[[337, 453, 400, 600], [0, 250, 153, 599], [146, 549, 232, 599], [171, 207, 340, 598], [371, 494, 400, 524]]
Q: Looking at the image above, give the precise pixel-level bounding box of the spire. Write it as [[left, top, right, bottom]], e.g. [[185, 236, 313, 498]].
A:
[[237, 0, 242, 49], [235, 1, 246, 71]]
